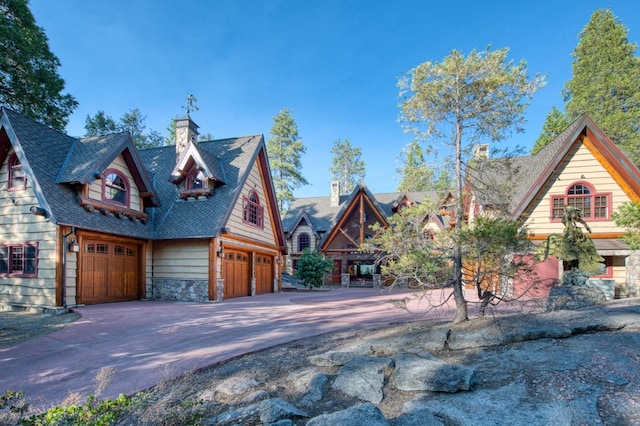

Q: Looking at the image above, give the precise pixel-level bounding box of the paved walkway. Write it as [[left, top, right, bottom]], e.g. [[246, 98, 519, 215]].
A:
[[1, 287, 483, 407]]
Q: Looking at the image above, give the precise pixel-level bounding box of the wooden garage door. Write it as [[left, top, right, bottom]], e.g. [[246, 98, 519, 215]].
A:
[[223, 249, 250, 298], [255, 254, 273, 295], [79, 239, 140, 304]]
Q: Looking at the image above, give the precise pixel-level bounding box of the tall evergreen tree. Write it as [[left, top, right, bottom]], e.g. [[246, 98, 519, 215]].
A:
[[329, 139, 366, 195], [563, 9, 640, 163], [396, 140, 433, 192], [0, 0, 77, 130], [398, 47, 545, 323], [267, 109, 308, 214], [531, 106, 569, 154], [84, 111, 117, 136]]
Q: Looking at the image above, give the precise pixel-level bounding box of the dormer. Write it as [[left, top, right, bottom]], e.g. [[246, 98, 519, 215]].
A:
[[169, 142, 226, 200]]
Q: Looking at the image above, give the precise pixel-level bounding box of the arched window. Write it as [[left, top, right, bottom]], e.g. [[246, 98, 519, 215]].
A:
[[102, 169, 129, 206], [298, 233, 310, 252], [551, 182, 610, 220], [187, 168, 205, 190], [243, 190, 264, 228], [8, 153, 26, 191]]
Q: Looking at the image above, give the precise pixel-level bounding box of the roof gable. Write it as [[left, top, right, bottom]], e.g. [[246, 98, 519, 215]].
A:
[[510, 113, 640, 220], [169, 141, 226, 186], [319, 183, 389, 251]]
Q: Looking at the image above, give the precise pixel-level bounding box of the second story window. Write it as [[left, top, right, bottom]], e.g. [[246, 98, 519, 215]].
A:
[[8, 153, 26, 191], [298, 232, 310, 252], [243, 190, 264, 228], [102, 169, 129, 207], [187, 168, 205, 190], [551, 182, 611, 221]]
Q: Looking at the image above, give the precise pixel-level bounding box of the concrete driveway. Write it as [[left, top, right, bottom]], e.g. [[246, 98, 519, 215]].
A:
[[0, 287, 474, 407]]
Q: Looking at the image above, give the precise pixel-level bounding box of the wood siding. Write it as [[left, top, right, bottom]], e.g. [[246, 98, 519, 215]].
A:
[[291, 225, 316, 253], [523, 142, 631, 235], [87, 155, 142, 211], [228, 158, 277, 245], [0, 149, 58, 306], [153, 240, 209, 280]]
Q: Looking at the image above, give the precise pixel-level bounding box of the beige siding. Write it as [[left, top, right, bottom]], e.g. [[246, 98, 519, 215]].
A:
[[0, 150, 58, 307], [153, 240, 209, 280], [291, 225, 316, 253], [87, 155, 142, 211], [145, 240, 153, 297], [65, 250, 77, 306], [227, 159, 277, 245], [523, 143, 631, 235]]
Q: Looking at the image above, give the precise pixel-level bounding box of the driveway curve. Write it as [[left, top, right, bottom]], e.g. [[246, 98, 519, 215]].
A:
[[1, 288, 471, 407]]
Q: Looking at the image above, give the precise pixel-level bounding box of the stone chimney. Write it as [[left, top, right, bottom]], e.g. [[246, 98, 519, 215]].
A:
[[473, 144, 489, 159], [175, 115, 199, 158], [330, 180, 340, 207]]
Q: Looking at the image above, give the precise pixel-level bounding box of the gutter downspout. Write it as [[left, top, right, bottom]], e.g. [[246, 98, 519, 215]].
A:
[[61, 227, 76, 308]]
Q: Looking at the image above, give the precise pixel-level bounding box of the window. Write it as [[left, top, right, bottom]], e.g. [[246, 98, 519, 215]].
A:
[[298, 233, 310, 252], [550, 182, 611, 221], [8, 153, 26, 191], [243, 190, 264, 228], [102, 169, 129, 206], [0, 243, 38, 277], [187, 168, 205, 190]]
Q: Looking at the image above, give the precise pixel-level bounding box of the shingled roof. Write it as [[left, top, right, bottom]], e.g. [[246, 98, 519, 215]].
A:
[[0, 107, 282, 244], [282, 183, 439, 238], [468, 112, 640, 220], [139, 134, 265, 240]]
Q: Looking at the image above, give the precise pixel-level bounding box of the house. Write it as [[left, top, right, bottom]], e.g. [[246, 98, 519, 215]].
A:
[[0, 107, 286, 311], [467, 113, 640, 299], [282, 181, 451, 286]]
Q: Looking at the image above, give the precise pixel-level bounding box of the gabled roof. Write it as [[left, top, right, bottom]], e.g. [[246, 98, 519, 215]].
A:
[[0, 107, 152, 239], [169, 141, 226, 185], [508, 113, 640, 219], [282, 183, 439, 244], [140, 135, 286, 249]]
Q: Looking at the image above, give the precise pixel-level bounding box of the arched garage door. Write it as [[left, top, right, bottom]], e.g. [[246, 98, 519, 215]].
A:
[[79, 238, 140, 304]]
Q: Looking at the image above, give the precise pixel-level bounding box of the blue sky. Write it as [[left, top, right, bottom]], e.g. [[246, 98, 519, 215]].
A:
[[29, 0, 640, 198]]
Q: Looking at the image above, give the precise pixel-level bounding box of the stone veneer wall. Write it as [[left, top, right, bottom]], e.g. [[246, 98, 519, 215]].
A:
[[152, 279, 209, 302], [623, 251, 640, 298]]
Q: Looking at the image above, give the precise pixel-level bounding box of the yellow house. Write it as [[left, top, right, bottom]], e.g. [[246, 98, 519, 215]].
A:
[[469, 113, 640, 298]]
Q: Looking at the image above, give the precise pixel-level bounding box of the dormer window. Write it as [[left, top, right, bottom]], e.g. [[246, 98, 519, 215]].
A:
[[298, 232, 310, 252], [187, 168, 205, 190], [8, 153, 26, 191], [102, 169, 129, 207], [243, 190, 264, 228]]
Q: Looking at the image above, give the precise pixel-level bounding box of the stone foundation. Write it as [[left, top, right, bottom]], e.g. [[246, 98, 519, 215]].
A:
[[152, 279, 209, 302], [624, 251, 640, 298]]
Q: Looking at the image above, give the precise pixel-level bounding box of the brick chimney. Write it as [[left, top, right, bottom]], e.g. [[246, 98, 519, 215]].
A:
[[330, 180, 340, 207], [175, 115, 199, 159]]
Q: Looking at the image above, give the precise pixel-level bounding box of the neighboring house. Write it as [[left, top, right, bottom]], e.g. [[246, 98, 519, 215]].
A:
[[0, 108, 286, 310], [468, 113, 640, 299], [282, 181, 450, 286]]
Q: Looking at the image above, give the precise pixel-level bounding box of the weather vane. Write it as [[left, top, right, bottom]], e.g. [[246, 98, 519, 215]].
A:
[[183, 93, 199, 117]]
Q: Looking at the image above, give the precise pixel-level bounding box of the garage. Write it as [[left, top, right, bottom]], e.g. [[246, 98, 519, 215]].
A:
[[78, 237, 141, 304], [255, 254, 274, 294], [222, 249, 250, 298]]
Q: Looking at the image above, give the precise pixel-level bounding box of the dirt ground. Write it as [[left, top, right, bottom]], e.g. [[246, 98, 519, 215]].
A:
[[0, 310, 80, 349]]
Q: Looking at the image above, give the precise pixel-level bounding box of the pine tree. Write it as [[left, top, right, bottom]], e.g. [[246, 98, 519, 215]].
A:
[[563, 9, 640, 163], [267, 109, 308, 214], [531, 106, 569, 154], [329, 139, 366, 195], [85, 111, 117, 136], [0, 0, 77, 130], [396, 140, 433, 192], [398, 47, 545, 323]]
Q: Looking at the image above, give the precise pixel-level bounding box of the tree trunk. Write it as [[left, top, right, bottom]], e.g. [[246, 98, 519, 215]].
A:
[[451, 119, 468, 324]]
